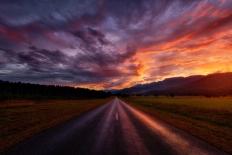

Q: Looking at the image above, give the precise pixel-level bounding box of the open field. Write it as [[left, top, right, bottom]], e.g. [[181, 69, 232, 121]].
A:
[[0, 98, 110, 152], [123, 96, 232, 154]]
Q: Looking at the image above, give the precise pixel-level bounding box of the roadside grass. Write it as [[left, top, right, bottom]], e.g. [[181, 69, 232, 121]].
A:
[[0, 98, 110, 152], [123, 96, 232, 154]]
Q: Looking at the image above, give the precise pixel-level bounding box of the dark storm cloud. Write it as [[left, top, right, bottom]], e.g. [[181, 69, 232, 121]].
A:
[[0, 0, 232, 88], [0, 44, 134, 86], [87, 28, 109, 45], [71, 27, 109, 47], [0, 0, 101, 27], [70, 27, 136, 67]]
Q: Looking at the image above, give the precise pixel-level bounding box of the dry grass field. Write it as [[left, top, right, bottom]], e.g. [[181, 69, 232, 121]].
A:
[[0, 98, 110, 152], [124, 96, 232, 154]]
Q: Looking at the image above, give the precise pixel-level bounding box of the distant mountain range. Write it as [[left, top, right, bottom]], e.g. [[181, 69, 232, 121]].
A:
[[1, 72, 232, 99], [118, 72, 232, 96]]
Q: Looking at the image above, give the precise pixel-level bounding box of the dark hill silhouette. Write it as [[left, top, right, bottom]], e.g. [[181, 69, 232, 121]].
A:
[[119, 72, 232, 96], [0, 81, 111, 99]]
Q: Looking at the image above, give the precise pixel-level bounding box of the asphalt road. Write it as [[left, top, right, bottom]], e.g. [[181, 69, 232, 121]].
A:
[[4, 98, 228, 155]]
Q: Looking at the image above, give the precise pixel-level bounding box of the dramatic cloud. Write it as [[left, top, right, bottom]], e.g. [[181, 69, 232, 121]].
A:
[[0, 0, 232, 89]]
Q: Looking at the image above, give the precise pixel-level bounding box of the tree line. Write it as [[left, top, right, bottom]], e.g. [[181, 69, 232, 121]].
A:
[[0, 80, 111, 100]]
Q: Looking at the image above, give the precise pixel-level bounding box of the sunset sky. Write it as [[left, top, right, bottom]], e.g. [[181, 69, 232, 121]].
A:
[[0, 0, 232, 89]]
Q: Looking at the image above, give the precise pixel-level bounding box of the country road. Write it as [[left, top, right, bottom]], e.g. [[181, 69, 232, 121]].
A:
[[4, 98, 228, 155]]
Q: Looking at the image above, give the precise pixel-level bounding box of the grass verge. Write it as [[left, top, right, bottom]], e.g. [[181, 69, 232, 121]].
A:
[[0, 98, 110, 152], [123, 96, 232, 154]]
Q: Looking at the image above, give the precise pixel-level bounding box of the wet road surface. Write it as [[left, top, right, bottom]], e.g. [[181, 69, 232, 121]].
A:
[[4, 98, 228, 155]]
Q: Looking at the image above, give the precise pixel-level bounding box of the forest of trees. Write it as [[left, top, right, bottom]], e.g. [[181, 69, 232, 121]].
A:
[[0, 80, 111, 100]]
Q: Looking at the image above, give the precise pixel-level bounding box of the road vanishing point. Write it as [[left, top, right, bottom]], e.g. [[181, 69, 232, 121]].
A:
[[4, 98, 228, 155]]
